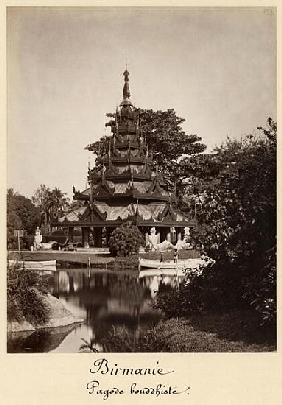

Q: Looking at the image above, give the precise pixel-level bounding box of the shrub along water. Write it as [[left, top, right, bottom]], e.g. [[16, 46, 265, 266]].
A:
[[7, 264, 50, 326], [100, 318, 274, 352], [156, 119, 276, 332], [108, 222, 145, 257]]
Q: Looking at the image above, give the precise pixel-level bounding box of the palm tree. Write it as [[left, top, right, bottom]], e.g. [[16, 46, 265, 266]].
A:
[[32, 185, 70, 233], [49, 188, 70, 217]]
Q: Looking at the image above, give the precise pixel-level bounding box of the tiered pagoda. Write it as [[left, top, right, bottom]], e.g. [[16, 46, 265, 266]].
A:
[[56, 70, 195, 247]]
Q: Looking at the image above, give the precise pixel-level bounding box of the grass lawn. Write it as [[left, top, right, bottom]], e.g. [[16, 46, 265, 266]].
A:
[[8, 251, 115, 265], [8, 249, 200, 267], [7, 250, 140, 269]]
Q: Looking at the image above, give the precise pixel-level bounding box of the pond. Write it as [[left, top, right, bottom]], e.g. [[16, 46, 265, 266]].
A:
[[7, 268, 184, 353]]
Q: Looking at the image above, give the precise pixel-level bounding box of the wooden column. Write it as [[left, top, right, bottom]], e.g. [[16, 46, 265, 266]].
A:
[[81, 227, 85, 246], [94, 228, 102, 248], [160, 227, 167, 242], [84, 227, 90, 248], [68, 227, 74, 242]]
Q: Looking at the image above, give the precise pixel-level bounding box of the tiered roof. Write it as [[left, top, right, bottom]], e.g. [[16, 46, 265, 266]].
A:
[[58, 71, 194, 228]]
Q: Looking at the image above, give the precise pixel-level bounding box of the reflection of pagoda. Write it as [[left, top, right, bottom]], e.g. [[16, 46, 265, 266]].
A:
[[56, 71, 194, 247]]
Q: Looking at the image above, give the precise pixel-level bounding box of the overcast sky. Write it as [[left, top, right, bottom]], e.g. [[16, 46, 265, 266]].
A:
[[7, 7, 276, 198]]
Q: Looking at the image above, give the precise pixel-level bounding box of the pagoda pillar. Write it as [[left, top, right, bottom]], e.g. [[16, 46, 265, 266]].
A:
[[157, 231, 160, 244], [171, 227, 177, 244], [159, 228, 167, 243], [68, 226, 74, 243], [145, 231, 149, 245], [176, 227, 184, 241], [81, 227, 85, 246], [94, 227, 102, 248], [106, 227, 114, 246], [166, 232, 171, 243], [84, 227, 90, 248]]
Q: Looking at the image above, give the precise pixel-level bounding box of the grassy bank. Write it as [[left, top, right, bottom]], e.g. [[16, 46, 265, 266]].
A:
[[9, 248, 200, 263], [8, 250, 114, 264], [144, 317, 275, 352], [102, 312, 276, 352]]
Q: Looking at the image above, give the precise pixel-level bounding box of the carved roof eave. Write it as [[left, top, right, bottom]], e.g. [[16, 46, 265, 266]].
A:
[[105, 157, 146, 164], [105, 173, 151, 181], [118, 125, 138, 135], [147, 176, 164, 195], [115, 140, 140, 149], [138, 219, 193, 226], [157, 203, 177, 222], [73, 192, 89, 201], [74, 204, 107, 222], [133, 193, 169, 202], [105, 165, 119, 176], [51, 219, 195, 227], [94, 180, 115, 197], [112, 147, 144, 158], [85, 193, 169, 202]]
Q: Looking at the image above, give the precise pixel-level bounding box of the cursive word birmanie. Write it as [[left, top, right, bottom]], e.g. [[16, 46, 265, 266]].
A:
[[90, 358, 174, 376]]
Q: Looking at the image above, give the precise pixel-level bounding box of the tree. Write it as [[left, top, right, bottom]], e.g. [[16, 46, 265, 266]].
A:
[[31, 185, 51, 231], [194, 118, 276, 263], [174, 118, 277, 325], [49, 187, 70, 216], [86, 108, 206, 196], [7, 189, 40, 248], [32, 185, 70, 233]]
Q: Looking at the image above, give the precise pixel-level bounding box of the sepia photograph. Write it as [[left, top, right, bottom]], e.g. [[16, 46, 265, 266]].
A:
[[6, 6, 276, 354]]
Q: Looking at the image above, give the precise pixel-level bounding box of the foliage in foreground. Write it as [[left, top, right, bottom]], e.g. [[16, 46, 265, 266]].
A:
[[100, 318, 274, 352], [158, 119, 276, 327], [7, 265, 50, 326], [108, 222, 145, 257]]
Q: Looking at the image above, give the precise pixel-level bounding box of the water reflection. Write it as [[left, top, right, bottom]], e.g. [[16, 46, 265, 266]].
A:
[[7, 268, 184, 353]]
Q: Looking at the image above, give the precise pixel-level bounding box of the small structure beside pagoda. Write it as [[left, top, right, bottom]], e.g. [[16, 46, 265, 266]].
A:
[[54, 71, 196, 249]]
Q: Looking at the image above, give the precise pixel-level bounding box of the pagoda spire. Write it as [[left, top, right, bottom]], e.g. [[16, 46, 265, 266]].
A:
[[122, 69, 131, 101]]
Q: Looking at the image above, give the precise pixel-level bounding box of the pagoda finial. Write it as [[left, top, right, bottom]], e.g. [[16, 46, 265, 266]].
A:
[[123, 69, 130, 100]]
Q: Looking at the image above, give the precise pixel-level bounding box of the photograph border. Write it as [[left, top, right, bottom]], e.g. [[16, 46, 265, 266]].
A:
[[1, 1, 281, 404]]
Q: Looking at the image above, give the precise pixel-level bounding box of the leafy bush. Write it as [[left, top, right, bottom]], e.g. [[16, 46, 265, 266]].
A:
[[192, 120, 276, 326], [157, 246, 276, 330], [156, 120, 276, 329], [100, 318, 273, 352], [7, 264, 50, 326], [7, 189, 40, 249], [108, 222, 145, 257], [242, 246, 276, 325], [156, 261, 247, 318]]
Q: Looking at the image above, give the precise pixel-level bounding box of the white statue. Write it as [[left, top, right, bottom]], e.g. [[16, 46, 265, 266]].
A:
[[148, 227, 158, 250], [34, 226, 42, 250], [184, 227, 191, 242], [176, 232, 184, 250], [156, 240, 174, 252]]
